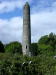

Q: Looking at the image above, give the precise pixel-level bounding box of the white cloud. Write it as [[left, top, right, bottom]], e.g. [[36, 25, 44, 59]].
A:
[[30, 1, 56, 42], [0, 10, 56, 44], [0, 0, 56, 13], [0, 1, 23, 13], [0, 0, 56, 44], [31, 1, 56, 14], [31, 11, 56, 42], [0, 0, 32, 13], [0, 17, 23, 43]]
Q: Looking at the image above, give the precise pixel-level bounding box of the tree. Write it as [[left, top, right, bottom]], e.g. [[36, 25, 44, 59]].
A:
[[38, 35, 49, 45], [5, 41, 22, 54], [38, 44, 54, 56], [49, 32, 54, 40], [31, 43, 38, 56], [0, 41, 5, 52], [38, 33, 56, 56], [48, 32, 55, 46]]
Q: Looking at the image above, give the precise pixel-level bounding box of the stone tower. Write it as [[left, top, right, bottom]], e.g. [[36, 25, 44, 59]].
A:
[[22, 2, 31, 56]]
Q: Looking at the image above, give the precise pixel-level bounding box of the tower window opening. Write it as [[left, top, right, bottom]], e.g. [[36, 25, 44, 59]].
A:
[[26, 45, 27, 49]]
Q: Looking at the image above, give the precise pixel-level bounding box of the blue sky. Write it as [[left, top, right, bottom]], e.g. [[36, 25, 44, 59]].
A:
[[0, 0, 56, 44]]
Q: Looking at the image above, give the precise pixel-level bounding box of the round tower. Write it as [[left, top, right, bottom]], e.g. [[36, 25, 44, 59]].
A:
[[22, 2, 31, 56]]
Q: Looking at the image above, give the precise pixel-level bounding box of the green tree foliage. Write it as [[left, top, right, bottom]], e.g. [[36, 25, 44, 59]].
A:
[[38, 44, 54, 56], [0, 41, 5, 52], [38, 32, 56, 56], [31, 43, 38, 56], [48, 32, 55, 46], [38, 35, 49, 45], [5, 41, 22, 54]]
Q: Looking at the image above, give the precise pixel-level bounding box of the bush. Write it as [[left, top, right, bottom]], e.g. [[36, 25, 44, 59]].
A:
[[0, 53, 56, 75]]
